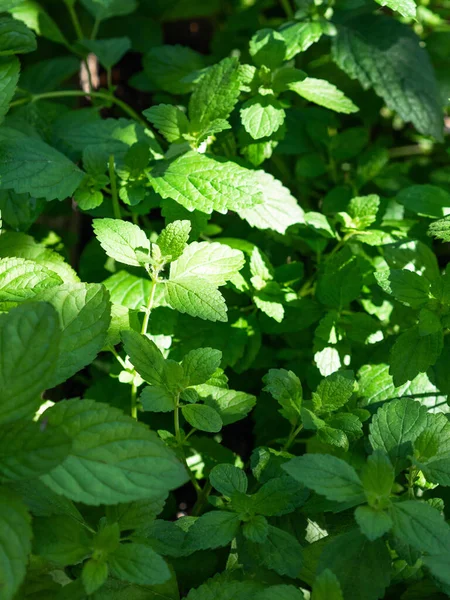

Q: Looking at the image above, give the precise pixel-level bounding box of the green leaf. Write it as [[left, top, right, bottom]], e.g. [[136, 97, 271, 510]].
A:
[[414, 415, 450, 485], [35, 283, 111, 388], [0, 256, 62, 309], [249, 28, 287, 70], [182, 347, 222, 386], [263, 368, 302, 424], [93, 218, 150, 267], [429, 215, 450, 242], [311, 569, 344, 600], [189, 56, 241, 131], [143, 104, 190, 143], [242, 515, 269, 543], [280, 21, 328, 60], [346, 194, 380, 229], [165, 276, 227, 322], [318, 530, 391, 600], [390, 500, 450, 555], [251, 475, 307, 516], [185, 574, 259, 600], [104, 270, 152, 310], [82, 559, 108, 595], [390, 326, 443, 386], [422, 554, 450, 587], [312, 370, 354, 413], [282, 454, 365, 503], [0, 488, 32, 600], [289, 78, 358, 114], [396, 184, 450, 219], [0, 129, 84, 200], [374, 0, 415, 17], [33, 514, 92, 566], [123, 331, 165, 385], [108, 542, 170, 585], [369, 398, 428, 472], [184, 511, 241, 551], [0, 56, 19, 122], [9, 0, 68, 45], [0, 16, 36, 55], [375, 269, 430, 308], [148, 151, 263, 215], [0, 420, 70, 482], [41, 398, 187, 505], [140, 385, 175, 413], [249, 525, 303, 578], [0, 302, 60, 424], [240, 95, 285, 140], [332, 15, 443, 140], [316, 247, 363, 309], [255, 584, 304, 600], [170, 241, 245, 286], [182, 403, 223, 433], [80, 37, 131, 69], [210, 464, 248, 497], [360, 451, 395, 509], [80, 0, 137, 20], [354, 506, 392, 541], [204, 387, 256, 425], [143, 44, 205, 95]]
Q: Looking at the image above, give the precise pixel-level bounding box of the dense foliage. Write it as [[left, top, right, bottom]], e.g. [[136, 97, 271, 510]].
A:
[[1, 0, 450, 598]]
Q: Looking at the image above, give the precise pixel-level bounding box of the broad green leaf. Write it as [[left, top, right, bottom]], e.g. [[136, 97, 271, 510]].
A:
[[242, 515, 269, 543], [0, 129, 84, 201], [263, 368, 302, 424], [182, 403, 223, 433], [144, 104, 190, 143], [121, 330, 165, 385], [35, 283, 111, 388], [255, 585, 304, 600], [332, 15, 443, 139], [316, 247, 363, 309], [0, 257, 62, 309], [369, 398, 428, 472], [103, 270, 152, 310], [239, 169, 304, 234], [282, 454, 365, 503], [204, 387, 256, 425], [9, 0, 68, 45], [240, 95, 285, 140], [93, 218, 150, 267], [210, 464, 248, 497], [248, 525, 302, 578], [184, 511, 240, 551], [165, 276, 227, 322], [312, 569, 343, 600], [0, 16, 36, 55], [0, 302, 60, 424], [0, 488, 32, 600], [375, 0, 415, 17], [185, 574, 260, 600], [251, 475, 307, 516], [318, 530, 391, 600], [182, 347, 222, 386], [0, 420, 70, 482], [33, 514, 92, 566], [280, 21, 328, 60], [347, 194, 380, 229], [143, 44, 205, 95], [106, 497, 167, 533], [390, 326, 443, 386], [390, 500, 450, 555], [82, 559, 108, 595], [375, 269, 430, 308], [414, 415, 450, 485], [41, 399, 187, 505], [422, 554, 450, 587], [396, 185, 450, 219], [140, 385, 175, 413], [170, 241, 245, 286], [148, 151, 263, 215], [189, 56, 241, 131], [0, 190, 44, 231], [429, 216, 450, 242], [289, 78, 358, 114], [12, 478, 83, 521], [80, 37, 131, 69], [80, 0, 137, 20], [0, 56, 19, 121], [108, 542, 170, 585], [360, 451, 395, 508], [312, 370, 354, 413], [249, 28, 286, 70], [354, 506, 392, 541]]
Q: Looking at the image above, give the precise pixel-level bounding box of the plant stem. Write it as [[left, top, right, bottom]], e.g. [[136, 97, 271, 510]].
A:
[[91, 16, 100, 40], [108, 155, 121, 219], [10, 90, 146, 126], [66, 1, 84, 40], [131, 383, 138, 420], [192, 482, 212, 516], [141, 280, 157, 335], [174, 400, 202, 495], [283, 423, 303, 451], [109, 345, 127, 369], [279, 0, 294, 19], [107, 68, 113, 91]]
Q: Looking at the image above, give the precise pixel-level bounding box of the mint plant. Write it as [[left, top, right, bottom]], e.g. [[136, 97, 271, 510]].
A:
[[1, 0, 450, 598]]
